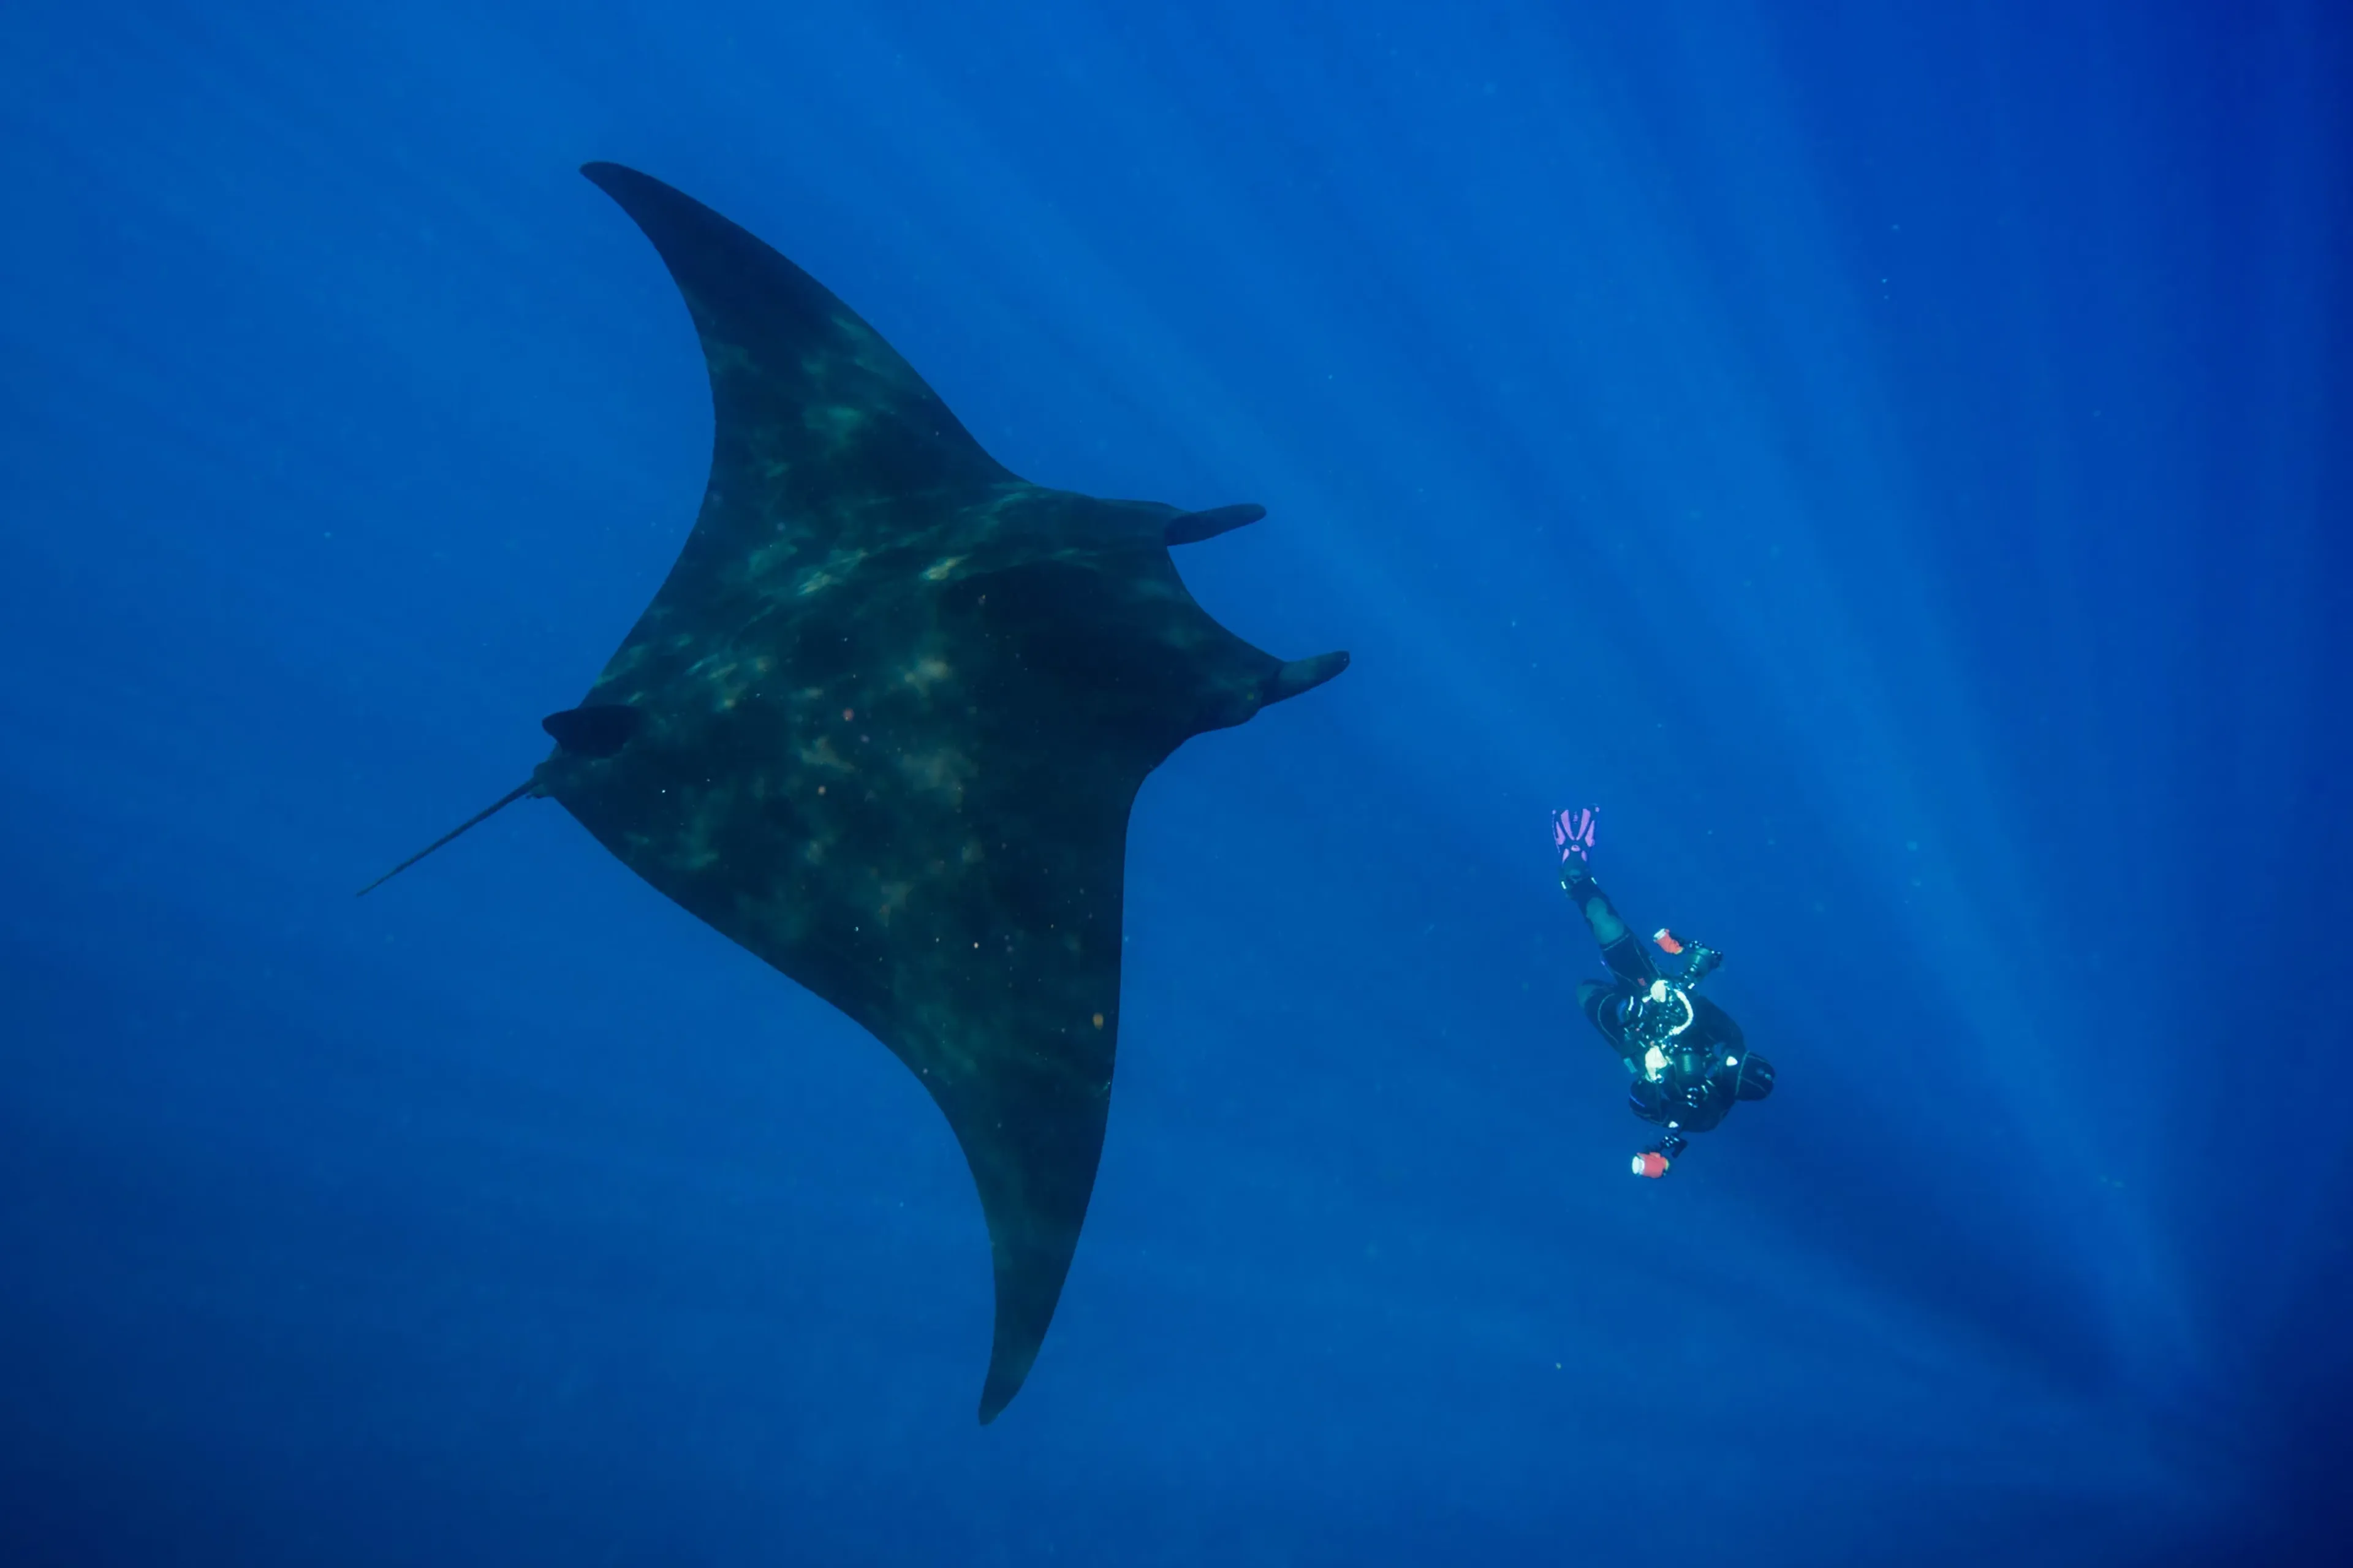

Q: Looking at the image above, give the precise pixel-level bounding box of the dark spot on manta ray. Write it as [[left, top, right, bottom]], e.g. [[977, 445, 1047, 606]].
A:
[[359, 161, 1349, 1423]]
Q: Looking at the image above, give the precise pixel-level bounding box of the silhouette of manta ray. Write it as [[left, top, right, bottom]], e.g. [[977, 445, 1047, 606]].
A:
[[363, 162, 1349, 1422]]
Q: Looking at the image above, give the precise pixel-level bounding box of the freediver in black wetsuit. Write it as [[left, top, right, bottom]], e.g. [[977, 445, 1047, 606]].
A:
[[1552, 808, 1775, 1177]]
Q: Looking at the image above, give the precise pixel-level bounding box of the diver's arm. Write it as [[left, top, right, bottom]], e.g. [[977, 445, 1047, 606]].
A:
[[1577, 979, 1642, 1064]]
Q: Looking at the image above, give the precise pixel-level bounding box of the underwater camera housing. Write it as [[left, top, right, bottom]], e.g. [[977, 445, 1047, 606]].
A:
[[1670, 936, 1722, 988]]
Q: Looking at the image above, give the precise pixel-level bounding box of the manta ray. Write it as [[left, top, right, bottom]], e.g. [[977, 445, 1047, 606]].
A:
[[364, 162, 1347, 1422]]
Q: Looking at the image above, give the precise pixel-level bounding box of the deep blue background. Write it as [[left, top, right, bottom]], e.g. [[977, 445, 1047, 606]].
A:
[[4, 2, 2347, 1562]]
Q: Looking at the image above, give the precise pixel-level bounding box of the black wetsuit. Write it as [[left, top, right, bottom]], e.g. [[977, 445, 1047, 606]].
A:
[[1561, 859, 1771, 1146]]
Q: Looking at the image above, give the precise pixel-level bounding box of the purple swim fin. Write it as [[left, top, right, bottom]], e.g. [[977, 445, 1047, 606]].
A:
[[1552, 806, 1597, 863]]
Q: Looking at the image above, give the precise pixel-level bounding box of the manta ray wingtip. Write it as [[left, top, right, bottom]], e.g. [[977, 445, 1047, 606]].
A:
[[579, 161, 669, 210], [977, 1351, 1033, 1425]]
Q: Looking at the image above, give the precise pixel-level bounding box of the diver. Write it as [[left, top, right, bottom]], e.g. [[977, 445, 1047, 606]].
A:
[[1552, 807, 1775, 1178]]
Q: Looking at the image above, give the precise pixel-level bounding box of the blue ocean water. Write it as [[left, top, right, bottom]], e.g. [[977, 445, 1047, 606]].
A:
[[3, 1, 2347, 1562]]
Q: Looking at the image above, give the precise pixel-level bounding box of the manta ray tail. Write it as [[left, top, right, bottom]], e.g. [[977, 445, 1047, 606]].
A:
[[356, 782, 534, 896]]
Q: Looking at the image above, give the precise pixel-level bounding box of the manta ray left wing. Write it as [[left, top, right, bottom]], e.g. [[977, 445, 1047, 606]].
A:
[[366, 164, 1347, 1422]]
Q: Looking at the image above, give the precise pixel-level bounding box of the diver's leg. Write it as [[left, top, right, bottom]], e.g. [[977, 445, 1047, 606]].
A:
[[1561, 862, 1658, 987]]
